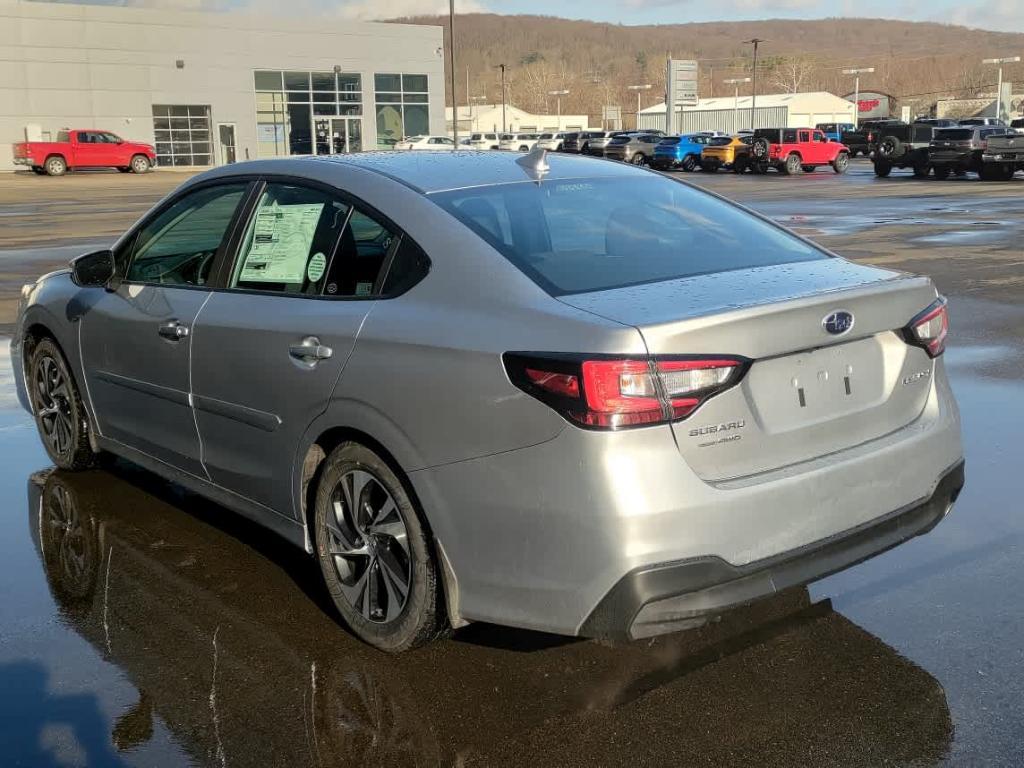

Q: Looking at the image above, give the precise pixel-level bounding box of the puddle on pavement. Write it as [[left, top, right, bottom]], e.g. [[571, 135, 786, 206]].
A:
[[0, 337, 1022, 765]]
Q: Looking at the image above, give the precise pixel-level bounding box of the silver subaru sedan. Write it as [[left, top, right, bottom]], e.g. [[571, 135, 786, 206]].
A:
[[13, 150, 963, 652]]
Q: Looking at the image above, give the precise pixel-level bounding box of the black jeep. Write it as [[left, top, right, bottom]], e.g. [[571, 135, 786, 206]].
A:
[[872, 122, 938, 178], [840, 119, 903, 157]]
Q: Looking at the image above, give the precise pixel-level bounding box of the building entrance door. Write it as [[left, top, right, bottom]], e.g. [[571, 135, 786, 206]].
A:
[[314, 118, 362, 154], [217, 123, 237, 164]]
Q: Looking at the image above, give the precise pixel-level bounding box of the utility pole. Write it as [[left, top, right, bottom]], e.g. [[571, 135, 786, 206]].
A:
[[744, 38, 765, 129], [449, 0, 458, 143], [982, 56, 1020, 122], [495, 64, 507, 132], [724, 77, 751, 133], [627, 84, 652, 130], [842, 67, 874, 129]]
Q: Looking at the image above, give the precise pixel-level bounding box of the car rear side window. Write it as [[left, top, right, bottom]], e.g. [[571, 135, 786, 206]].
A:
[[432, 176, 827, 296], [124, 183, 249, 286], [229, 183, 401, 298]]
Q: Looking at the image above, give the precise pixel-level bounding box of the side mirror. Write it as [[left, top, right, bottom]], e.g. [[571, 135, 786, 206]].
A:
[[71, 249, 115, 288]]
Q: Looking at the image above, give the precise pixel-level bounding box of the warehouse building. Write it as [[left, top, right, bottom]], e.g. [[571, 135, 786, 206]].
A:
[[638, 92, 856, 134], [446, 104, 590, 134], [1, 0, 446, 172]]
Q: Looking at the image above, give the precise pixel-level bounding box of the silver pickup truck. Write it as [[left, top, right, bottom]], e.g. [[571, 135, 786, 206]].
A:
[[981, 131, 1023, 180]]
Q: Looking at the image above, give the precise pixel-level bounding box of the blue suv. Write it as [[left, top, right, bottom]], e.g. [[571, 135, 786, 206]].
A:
[[816, 123, 855, 143], [652, 134, 708, 171]]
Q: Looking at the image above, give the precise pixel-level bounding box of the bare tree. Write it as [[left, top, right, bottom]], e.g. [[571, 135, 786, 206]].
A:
[[766, 56, 817, 93]]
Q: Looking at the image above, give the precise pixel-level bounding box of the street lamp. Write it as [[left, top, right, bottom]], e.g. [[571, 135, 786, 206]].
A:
[[744, 38, 765, 129], [627, 84, 652, 129], [548, 89, 570, 125], [842, 67, 875, 129], [982, 56, 1021, 122], [723, 77, 751, 134]]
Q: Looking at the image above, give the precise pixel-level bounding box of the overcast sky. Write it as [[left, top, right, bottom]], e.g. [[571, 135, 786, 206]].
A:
[[37, 0, 1024, 33]]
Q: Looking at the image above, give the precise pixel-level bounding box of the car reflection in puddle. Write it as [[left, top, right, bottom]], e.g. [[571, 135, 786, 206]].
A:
[[20, 465, 953, 767]]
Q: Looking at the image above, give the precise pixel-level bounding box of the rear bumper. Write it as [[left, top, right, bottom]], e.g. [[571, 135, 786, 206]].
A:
[[12, 157, 31, 166], [582, 460, 964, 640], [929, 151, 974, 166]]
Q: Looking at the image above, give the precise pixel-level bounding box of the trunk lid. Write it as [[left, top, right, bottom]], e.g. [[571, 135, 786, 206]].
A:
[[558, 259, 939, 480]]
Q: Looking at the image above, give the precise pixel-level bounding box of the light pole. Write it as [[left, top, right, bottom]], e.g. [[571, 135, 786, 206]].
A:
[[744, 38, 765, 129], [723, 77, 751, 133], [449, 0, 458, 143], [842, 67, 875, 129], [982, 56, 1020, 122], [494, 64, 507, 133], [548, 89, 570, 126], [627, 84, 652, 130]]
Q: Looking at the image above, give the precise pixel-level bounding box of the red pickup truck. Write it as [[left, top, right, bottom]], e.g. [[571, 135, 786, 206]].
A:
[[745, 127, 851, 175], [12, 129, 157, 176]]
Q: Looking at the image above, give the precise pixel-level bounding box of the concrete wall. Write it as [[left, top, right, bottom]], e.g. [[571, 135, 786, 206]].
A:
[[0, 0, 445, 171]]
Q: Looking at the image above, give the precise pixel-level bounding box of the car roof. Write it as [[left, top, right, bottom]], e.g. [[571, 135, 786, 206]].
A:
[[198, 151, 647, 196]]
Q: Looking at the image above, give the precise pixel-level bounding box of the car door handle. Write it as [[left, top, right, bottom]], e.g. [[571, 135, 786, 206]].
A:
[[289, 336, 333, 364], [158, 320, 189, 341]]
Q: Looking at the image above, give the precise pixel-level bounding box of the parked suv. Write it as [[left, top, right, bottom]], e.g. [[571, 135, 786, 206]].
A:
[[584, 131, 629, 157], [537, 132, 569, 151], [652, 134, 709, 171], [840, 119, 902, 157], [498, 133, 541, 151], [468, 132, 500, 150], [747, 128, 850, 175], [981, 130, 1023, 180], [929, 125, 1011, 179], [700, 136, 751, 172], [569, 130, 607, 155], [816, 123, 854, 142], [872, 122, 938, 178], [604, 133, 662, 165]]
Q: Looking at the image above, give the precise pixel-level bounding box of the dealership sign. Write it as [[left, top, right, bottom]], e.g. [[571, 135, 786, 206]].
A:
[[842, 91, 892, 119]]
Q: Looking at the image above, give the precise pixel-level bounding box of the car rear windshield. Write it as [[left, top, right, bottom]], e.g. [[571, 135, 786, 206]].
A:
[[935, 129, 973, 141], [658, 137, 681, 145], [708, 137, 733, 146], [431, 176, 827, 296]]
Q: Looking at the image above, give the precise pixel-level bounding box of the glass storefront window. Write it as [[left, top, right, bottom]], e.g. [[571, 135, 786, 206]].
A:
[[254, 70, 363, 157], [374, 73, 431, 148]]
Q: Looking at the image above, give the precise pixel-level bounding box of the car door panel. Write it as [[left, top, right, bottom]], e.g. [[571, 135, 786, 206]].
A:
[[191, 293, 370, 516], [79, 181, 251, 476], [81, 285, 208, 476]]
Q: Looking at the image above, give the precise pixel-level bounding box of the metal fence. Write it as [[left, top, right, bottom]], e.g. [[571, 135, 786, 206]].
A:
[[639, 106, 789, 134]]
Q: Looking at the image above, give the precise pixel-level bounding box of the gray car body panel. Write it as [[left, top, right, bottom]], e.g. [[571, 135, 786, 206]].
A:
[[14, 152, 963, 638]]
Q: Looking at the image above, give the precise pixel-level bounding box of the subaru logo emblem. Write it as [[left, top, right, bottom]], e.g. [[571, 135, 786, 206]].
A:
[[822, 310, 854, 336]]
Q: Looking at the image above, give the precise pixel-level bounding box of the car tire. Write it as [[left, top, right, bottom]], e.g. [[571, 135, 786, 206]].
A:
[[631, 152, 647, 166], [701, 162, 718, 173], [314, 442, 447, 652], [873, 161, 892, 178], [913, 163, 930, 178], [933, 166, 951, 180], [750, 137, 770, 161], [733, 157, 747, 174], [29, 337, 98, 471], [832, 152, 850, 174], [45, 155, 67, 176], [681, 155, 697, 172], [781, 154, 802, 175], [130, 155, 151, 174], [750, 161, 768, 175]]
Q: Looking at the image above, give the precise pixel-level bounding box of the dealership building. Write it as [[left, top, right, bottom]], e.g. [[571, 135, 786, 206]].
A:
[[0, 0, 446, 171], [639, 91, 857, 134]]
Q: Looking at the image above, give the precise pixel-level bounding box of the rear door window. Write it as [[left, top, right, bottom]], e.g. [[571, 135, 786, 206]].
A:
[[432, 176, 826, 296]]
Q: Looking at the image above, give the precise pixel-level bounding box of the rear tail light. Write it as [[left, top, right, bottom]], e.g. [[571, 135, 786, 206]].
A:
[[903, 296, 948, 358], [504, 354, 749, 430]]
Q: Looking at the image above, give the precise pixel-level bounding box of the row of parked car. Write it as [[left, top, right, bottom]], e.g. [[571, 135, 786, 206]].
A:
[[405, 116, 1024, 181]]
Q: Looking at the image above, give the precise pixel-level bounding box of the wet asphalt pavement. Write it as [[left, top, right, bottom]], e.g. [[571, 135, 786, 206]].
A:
[[0, 162, 1022, 766]]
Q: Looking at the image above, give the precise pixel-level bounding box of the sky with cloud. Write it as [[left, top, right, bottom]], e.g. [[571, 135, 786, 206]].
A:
[[37, 0, 1024, 32]]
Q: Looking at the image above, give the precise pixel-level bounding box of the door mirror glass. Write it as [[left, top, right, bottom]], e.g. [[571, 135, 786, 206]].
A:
[[71, 249, 115, 287]]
